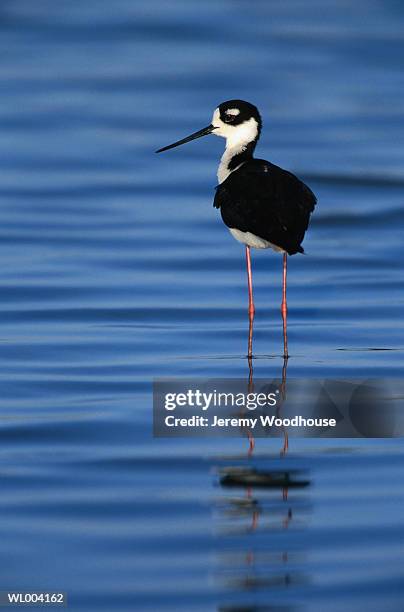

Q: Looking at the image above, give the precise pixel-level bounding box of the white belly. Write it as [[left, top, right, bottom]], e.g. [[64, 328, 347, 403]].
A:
[[229, 228, 285, 252]]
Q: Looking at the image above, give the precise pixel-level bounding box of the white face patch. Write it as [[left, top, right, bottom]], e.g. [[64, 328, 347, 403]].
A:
[[212, 107, 260, 184], [211, 108, 259, 147], [225, 108, 240, 116], [212, 108, 221, 127]]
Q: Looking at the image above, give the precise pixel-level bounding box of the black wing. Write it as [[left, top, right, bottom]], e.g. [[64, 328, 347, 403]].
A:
[[214, 159, 317, 255]]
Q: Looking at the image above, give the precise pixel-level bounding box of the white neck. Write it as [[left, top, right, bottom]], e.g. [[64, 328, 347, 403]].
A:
[[217, 144, 246, 184], [214, 116, 259, 184]]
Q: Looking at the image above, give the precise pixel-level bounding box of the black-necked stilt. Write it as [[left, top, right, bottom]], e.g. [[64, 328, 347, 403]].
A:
[[157, 100, 316, 359]]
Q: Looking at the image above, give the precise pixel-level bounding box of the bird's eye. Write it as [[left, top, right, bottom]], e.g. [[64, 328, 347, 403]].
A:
[[224, 113, 236, 123]]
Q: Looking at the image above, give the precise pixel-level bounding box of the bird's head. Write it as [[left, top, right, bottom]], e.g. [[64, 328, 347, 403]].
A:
[[211, 100, 261, 147], [156, 99, 261, 153]]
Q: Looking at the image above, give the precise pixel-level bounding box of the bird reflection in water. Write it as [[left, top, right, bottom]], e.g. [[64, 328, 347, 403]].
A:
[[246, 352, 289, 459], [215, 458, 309, 604], [278, 357, 289, 458], [215, 357, 310, 609]]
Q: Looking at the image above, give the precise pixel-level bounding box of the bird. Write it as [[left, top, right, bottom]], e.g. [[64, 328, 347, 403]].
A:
[[156, 99, 316, 359]]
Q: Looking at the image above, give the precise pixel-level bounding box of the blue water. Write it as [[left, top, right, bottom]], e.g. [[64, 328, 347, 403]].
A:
[[0, 1, 403, 610]]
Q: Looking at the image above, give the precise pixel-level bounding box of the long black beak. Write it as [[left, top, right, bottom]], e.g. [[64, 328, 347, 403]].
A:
[[156, 125, 216, 153]]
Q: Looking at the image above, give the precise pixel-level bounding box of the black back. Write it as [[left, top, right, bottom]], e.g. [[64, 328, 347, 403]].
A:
[[214, 159, 317, 255]]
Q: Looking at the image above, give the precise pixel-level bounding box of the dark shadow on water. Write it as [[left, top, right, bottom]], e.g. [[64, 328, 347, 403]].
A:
[[337, 347, 400, 352], [219, 468, 310, 489], [219, 605, 297, 611]]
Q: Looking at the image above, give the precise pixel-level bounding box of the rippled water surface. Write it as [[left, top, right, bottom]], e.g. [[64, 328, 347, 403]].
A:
[[0, 1, 403, 610]]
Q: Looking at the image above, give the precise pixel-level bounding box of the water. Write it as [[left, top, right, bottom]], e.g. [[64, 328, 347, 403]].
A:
[[0, 0, 403, 610]]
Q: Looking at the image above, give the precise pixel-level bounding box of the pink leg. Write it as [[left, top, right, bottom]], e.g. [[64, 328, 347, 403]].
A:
[[246, 246, 255, 457], [281, 253, 288, 359], [246, 246, 255, 358]]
